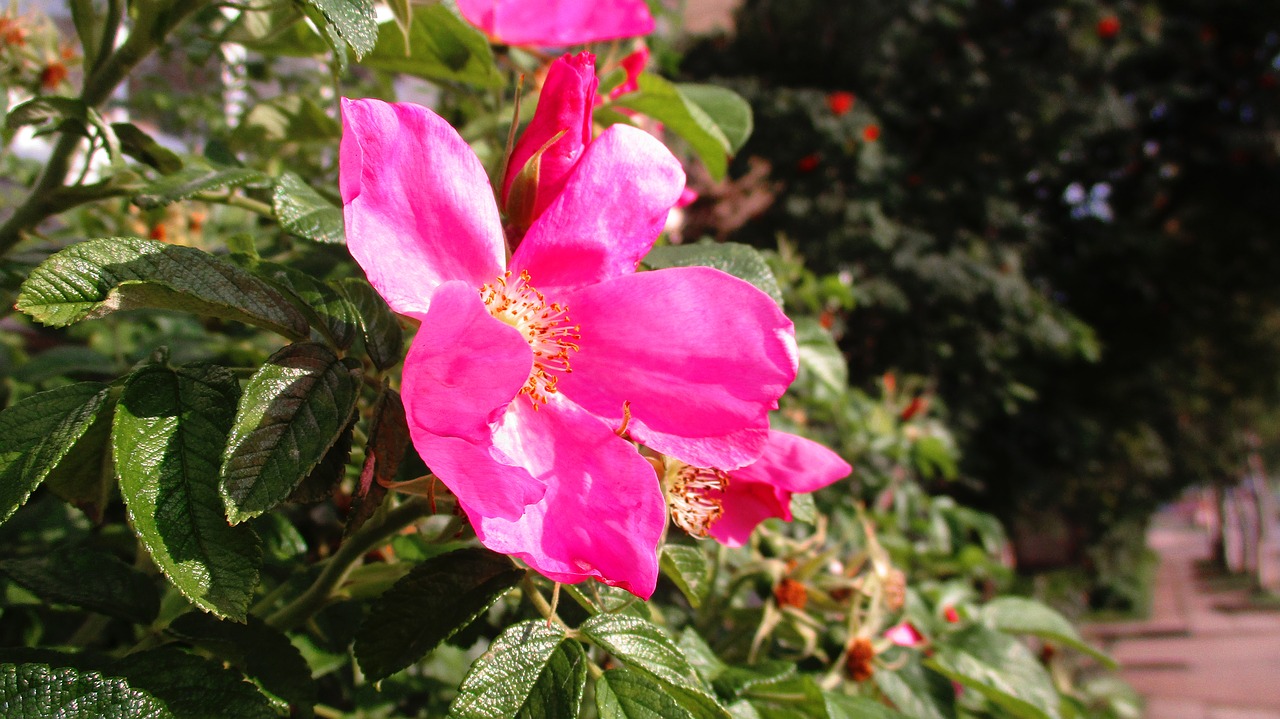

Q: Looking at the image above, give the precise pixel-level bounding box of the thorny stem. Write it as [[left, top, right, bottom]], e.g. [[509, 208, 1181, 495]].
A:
[[0, 0, 211, 258], [264, 496, 434, 631]]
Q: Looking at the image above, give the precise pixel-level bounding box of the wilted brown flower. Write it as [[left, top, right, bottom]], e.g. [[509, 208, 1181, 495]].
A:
[[883, 568, 906, 611], [774, 577, 808, 610], [844, 637, 875, 682]]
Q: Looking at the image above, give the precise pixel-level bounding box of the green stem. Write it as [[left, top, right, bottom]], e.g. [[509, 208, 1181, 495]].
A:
[[0, 0, 210, 258], [265, 496, 434, 631], [195, 191, 273, 216]]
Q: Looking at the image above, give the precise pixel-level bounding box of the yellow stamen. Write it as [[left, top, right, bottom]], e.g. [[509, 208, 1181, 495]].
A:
[[480, 270, 581, 408], [664, 463, 730, 538]]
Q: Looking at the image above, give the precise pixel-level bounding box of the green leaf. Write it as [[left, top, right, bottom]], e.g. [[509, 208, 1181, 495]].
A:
[[273, 172, 345, 244], [42, 390, 116, 523], [167, 613, 316, 712], [659, 545, 711, 609], [4, 96, 89, 134], [303, 0, 377, 58], [0, 382, 111, 525], [16, 237, 309, 339], [111, 649, 275, 719], [114, 363, 261, 620], [981, 597, 1116, 667], [446, 620, 568, 719], [70, 0, 103, 67], [133, 166, 268, 209], [360, 5, 503, 88], [220, 342, 361, 524], [345, 388, 407, 536], [0, 663, 173, 719], [613, 75, 734, 179], [285, 418, 353, 505], [338, 278, 404, 371], [0, 545, 159, 624], [711, 661, 795, 701], [112, 123, 183, 175], [737, 675, 827, 719], [579, 614, 730, 719], [677, 84, 753, 154], [233, 96, 340, 148], [597, 668, 695, 719], [925, 625, 1061, 719], [241, 258, 359, 350], [872, 652, 954, 719], [793, 318, 848, 401], [824, 693, 911, 719], [13, 346, 116, 383], [642, 241, 784, 307], [356, 548, 523, 681], [518, 639, 587, 719]]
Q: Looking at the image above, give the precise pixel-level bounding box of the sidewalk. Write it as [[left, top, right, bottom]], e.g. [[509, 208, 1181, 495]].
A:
[[1085, 520, 1280, 719]]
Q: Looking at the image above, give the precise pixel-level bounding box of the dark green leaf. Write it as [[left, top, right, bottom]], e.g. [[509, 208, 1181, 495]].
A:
[[824, 693, 911, 719], [345, 387, 407, 535], [13, 346, 116, 383], [981, 597, 1116, 667], [233, 96, 340, 147], [303, 0, 377, 58], [0, 663, 172, 719], [356, 548, 523, 681], [873, 652, 954, 719], [0, 545, 158, 624], [659, 544, 711, 609], [112, 123, 183, 175], [111, 649, 275, 719], [596, 669, 695, 719], [517, 639, 587, 719], [642, 241, 783, 307], [338, 277, 404, 371], [168, 613, 316, 712], [579, 614, 730, 719], [710, 661, 794, 700], [677, 84, 753, 154], [925, 625, 1061, 719], [133, 166, 268, 209], [273, 172, 345, 244], [220, 342, 361, 523], [15, 237, 309, 339], [70, 0, 103, 67], [676, 629, 726, 684], [286, 417, 353, 505], [793, 318, 848, 401], [446, 620, 567, 719], [114, 363, 261, 620], [0, 382, 111, 525], [613, 75, 733, 179], [241, 258, 359, 350], [359, 4, 503, 88], [42, 391, 116, 523]]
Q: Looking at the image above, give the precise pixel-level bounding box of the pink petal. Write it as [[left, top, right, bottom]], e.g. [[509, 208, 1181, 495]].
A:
[[457, 0, 655, 46], [734, 431, 852, 494], [341, 97, 505, 315], [502, 52, 597, 227], [559, 267, 797, 469], [610, 46, 649, 99], [468, 397, 665, 597], [707, 480, 784, 548], [885, 622, 926, 647], [400, 281, 531, 443], [510, 124, 684, 293], [708, 431, 851, 546]]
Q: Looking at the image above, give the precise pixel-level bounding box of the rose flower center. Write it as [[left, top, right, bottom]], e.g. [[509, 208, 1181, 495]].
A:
[[664, 463, 730, 538], [480, 270, 580, 407]]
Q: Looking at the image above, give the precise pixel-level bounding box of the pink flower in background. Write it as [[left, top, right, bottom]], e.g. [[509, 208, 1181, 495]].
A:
[[341, 98, 796, 597], [885, 622, 926, 647], [457, 0, 654, 47], [610, 45, 649, 100], [665, 430, 851, 546], [503, 52, 598, 239]]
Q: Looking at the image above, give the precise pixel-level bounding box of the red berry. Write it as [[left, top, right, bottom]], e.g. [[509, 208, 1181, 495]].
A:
[[826, 91, 855, 116], [862, 125, 881, 142], [1097, 16, 1120, 39]]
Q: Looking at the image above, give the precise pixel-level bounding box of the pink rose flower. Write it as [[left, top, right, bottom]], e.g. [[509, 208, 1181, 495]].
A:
[[663, 430, 851, 546], [457, 0, 654, 47], [885, 622, 926, 647], [340, 98, 796, 597]]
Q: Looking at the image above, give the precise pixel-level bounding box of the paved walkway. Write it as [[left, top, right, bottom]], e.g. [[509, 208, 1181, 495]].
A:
[[1085, 521, 1280, 719]]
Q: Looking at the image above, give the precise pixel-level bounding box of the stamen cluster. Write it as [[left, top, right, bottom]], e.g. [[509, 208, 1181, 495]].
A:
[[666, 463, 730, 537], [480, 270, 581, 406]]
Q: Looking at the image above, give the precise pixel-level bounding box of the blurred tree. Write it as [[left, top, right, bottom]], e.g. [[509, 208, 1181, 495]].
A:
[[684, 0, 1280, 604]]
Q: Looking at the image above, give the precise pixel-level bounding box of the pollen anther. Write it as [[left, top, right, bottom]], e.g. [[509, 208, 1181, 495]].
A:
[[480, 270, 581, 407]]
